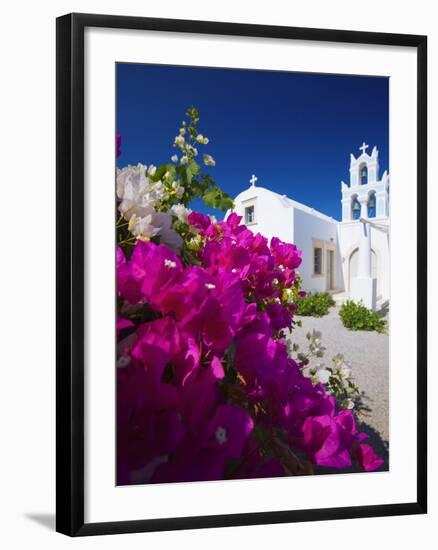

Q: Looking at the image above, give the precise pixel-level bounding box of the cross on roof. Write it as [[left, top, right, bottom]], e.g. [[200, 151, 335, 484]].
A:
[[359, 142, 369, 155], [250, 174, 258, 187]]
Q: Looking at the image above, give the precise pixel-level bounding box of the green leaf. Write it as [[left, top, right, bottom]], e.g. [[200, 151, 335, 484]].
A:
[[188, 160, 200, 176], [218, 195, 234, 211], [150, 164, 169, 182], [202, 186, 234, 211], [202, 187, 220, 208]]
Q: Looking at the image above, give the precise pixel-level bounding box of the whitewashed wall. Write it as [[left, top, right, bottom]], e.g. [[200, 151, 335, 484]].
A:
[[231, 187, 293, 244], [338, 221, 390, 301], [292, 208, 340, 293]]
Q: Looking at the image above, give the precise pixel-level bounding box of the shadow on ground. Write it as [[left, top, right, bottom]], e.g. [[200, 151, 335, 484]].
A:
[[355, 419, 389, 471], [355, 391, 373, 416], [354, 391, 389, 470], [25, 513, 55, 531]]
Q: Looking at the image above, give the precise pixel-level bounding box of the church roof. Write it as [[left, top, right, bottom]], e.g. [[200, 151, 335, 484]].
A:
[[241, 185, 337, 224]]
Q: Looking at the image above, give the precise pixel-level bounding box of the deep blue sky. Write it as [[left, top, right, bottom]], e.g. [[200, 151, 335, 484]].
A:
[[116, 63, 388, 220]]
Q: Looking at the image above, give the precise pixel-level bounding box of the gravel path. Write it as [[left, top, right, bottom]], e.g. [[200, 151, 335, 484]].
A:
[[288, 306, 389, 467]]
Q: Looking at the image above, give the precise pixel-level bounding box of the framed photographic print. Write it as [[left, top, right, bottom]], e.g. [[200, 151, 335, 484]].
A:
[[56, 13, 427, 536]]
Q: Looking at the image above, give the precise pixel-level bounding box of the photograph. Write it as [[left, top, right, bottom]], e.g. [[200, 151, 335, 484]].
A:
[[0, 1, 431, 545], [115, 63, 389, 486]]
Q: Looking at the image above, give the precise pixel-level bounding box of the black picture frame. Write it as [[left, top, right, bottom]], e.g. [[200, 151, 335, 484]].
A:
[[56, 12, 427, 537]]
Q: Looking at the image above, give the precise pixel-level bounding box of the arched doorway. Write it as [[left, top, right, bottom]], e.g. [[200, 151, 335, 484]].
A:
[[348, 248, 380, 298]]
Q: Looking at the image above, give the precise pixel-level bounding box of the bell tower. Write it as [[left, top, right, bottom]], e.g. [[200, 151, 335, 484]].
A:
[[341, 143, 389, 222]]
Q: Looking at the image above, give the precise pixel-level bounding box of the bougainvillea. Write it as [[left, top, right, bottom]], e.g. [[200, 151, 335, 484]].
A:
[[116, 108, 383, 485]]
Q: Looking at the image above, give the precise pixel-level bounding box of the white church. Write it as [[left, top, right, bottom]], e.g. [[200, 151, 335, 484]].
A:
[[229, 143, 390, 310]]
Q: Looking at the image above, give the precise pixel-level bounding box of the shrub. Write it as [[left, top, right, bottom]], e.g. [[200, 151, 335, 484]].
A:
[[339, 300, 386, 333], [295, 292, 335, 317]]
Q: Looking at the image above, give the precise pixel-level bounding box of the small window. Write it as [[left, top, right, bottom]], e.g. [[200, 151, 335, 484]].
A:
[[313, 247, 323, 275], [245, 205, 255, 224]]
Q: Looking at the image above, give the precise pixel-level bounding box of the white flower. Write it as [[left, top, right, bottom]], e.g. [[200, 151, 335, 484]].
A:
[[171, 203, 190, 223], [175, 135, 185, 147], [117, 163, 147, 202], [164, 259, 177, 269], [147, 164, 157, 177], [179, 127, 186, 136], [128, 212, 161, 241], [152, 211, 183, 250], [203, 154, 216, 166], [342, 398, 355, 410], [315, 368, 331, 384], [215, 426, 227, 445], [305, 329, 326, 357], [339, 367, 352, 379], [117, 164, 153, 220], [171, 154, 178, 163], [175, 186, 184, 198], [127, 210, 183, 250], [180, 155, 189, 165], [283, 288, 294, 304], [301, 365, 313, 379], [117, 164, 164, 219], [195, 134, 209, 145]]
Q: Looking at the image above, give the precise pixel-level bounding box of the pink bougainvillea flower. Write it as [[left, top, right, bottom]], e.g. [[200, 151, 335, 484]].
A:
[[205, 404, 254, 459], [116, 364, 185, 484], [224, 212, 242, 231], [153, 264, 210, 321], [138, 243, 183, 301], [116, 245, 130, 298], [270, 236, 302, 270], [201, 237, 252, 275], [116, 206, 384, 484], [117, 241, 183, 305], [235, 331, 289, 384], [353, 443, 385, 472], [181, 295, 235, 354], [131, 316, 182, 372], [300, 414, 352, 469], [151, 403, 254, 484], [179, 271, 245, 353], [266, 302, 293, 332], [187, 211, 211, 233]]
